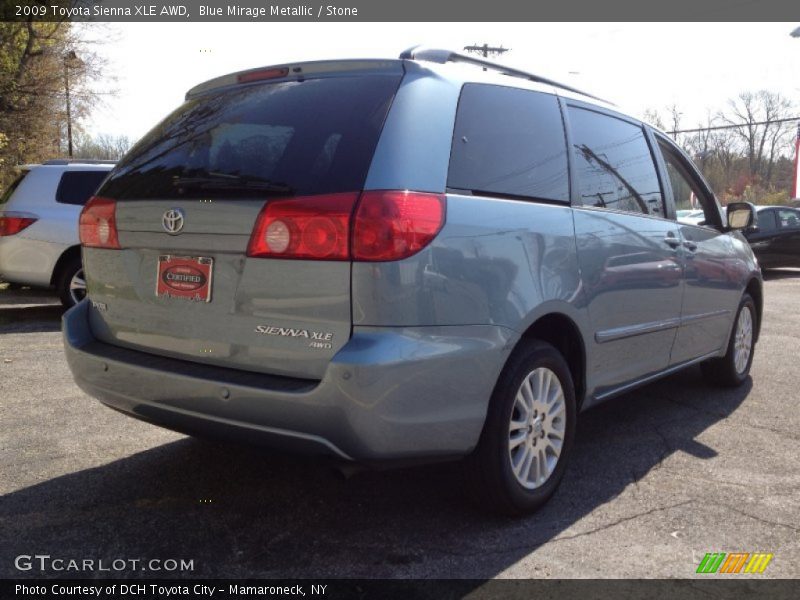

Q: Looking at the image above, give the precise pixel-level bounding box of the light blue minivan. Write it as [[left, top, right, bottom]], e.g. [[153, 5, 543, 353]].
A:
[[63, 48, 762, 514]]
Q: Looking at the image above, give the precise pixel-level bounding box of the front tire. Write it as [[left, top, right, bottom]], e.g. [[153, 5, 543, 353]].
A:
[[57, 257, 86, 308], [701, 293, 756, 387], [463, 340, 577, 516]]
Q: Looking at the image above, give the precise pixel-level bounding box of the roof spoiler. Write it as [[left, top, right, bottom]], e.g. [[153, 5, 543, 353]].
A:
[[185, 59, 402, 99]]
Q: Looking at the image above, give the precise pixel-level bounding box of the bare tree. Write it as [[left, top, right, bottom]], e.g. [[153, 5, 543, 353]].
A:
[[709, 126, 738, 189], [642, 108, 665, 130], [721, 90, 795, 185], [73, 132, 131, 160], [667, 104, 683, 144], [686, 111, 716, 172]]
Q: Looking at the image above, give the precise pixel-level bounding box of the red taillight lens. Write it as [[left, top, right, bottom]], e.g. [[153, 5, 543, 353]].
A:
[[247, 191, 446, 262], [79, 196, 120, 249], [247, 193, 359, 260], [0, 214, 37, 236], [352, 191, 446, 261]]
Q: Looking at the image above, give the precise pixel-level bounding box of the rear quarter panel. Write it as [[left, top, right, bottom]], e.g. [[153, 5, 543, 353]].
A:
[[352, 194, 588, 334]]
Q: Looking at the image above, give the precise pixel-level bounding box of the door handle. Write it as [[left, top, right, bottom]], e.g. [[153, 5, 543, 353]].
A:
[[683, 241, 698, 252], [663, 235, 681, 248]]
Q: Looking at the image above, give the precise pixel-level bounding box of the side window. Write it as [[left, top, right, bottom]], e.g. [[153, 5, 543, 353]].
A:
[[448, 84, 569, 203], [776, 209, 800, 230], [757, 210, 777, 231], [56, 171, 110, 206], [568, 107, 663, 216], [656, 138, 719, 228]]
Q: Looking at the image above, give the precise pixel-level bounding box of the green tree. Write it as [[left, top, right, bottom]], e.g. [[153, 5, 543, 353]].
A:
[[0, 19, 110, 188]]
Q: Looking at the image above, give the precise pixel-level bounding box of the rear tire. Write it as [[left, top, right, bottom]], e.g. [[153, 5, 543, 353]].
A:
[[57, 257, 86, 308], [463, 340, 576, 516], [701, 293, 756, 387]]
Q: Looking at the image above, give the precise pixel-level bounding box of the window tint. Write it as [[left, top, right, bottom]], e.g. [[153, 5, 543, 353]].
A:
[[656, 138, 719, 227], [757, 210, 777, 231], [448, 84, 569, 202], [56, 171, 109, 206], [101, 75, 400, 200], [665, 161, 698, 213], [0, 170, 29, 205], [777, 209, 800, 229], [569, 107, 663, 216]]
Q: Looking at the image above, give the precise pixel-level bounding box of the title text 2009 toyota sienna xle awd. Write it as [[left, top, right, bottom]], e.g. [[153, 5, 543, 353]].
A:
[[63, 48, 762, 515]]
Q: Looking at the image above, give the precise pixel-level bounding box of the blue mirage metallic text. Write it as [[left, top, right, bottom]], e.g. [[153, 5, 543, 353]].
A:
[[200, 5, 359, 17]]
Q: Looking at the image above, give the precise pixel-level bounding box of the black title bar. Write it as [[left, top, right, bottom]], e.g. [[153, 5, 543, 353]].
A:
[[4, 579, 800, 600], [1, 0, 799, 22]]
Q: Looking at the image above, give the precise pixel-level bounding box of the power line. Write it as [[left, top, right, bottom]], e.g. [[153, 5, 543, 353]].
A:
[[667, 117, 800, 135]]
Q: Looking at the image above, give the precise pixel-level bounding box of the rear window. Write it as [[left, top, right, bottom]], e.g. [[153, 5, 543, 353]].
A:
[[447, 84, 569, 203], [101, 75, 401, 200], [0, 171, 29, 205], [56, 171, 109, 205]]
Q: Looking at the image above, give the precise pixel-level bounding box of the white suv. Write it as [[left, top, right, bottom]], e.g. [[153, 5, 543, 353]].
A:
[[0, 159, 114, 306]]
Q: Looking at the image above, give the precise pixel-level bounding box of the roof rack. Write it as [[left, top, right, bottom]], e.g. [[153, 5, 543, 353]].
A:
[[399, 46, 611, 104], [43, 159, 117, 165]]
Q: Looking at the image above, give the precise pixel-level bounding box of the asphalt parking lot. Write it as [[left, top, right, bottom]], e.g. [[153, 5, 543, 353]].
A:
[[1, 276, 798, 580]]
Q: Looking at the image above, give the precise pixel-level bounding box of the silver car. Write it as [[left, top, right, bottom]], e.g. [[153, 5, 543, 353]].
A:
[[0, 160, 114, 306], [63, 48, 762, 515]]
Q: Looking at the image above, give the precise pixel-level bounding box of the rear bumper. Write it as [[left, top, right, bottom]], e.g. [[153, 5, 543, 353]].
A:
[[63, 300, 516, 461]]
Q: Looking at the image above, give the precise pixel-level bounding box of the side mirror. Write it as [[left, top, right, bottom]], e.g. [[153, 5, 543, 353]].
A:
[[727, 202, 756, 230]]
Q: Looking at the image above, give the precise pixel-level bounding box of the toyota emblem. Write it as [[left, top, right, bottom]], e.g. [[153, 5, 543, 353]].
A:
[[162, 208, 185, 235]]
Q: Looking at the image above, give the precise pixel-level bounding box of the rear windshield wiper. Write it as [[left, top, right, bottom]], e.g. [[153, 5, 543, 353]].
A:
[[172, 174, 293, 194]]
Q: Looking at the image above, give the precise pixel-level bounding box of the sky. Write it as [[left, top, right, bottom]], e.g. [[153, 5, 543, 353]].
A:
[[84, 22, 800, 142]]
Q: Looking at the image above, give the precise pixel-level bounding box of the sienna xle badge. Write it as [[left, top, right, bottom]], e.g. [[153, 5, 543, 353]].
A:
[[63, 48, 762, 515]]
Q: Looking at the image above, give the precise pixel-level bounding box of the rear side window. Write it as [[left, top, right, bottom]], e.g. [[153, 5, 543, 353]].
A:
[[568, 107, 663, 216], [101, 75, 401, 200], [56, 171, 109, 205], [757, 210, 777, 231], [447, 84, 569, 203], [777, 209, 800, 229], [0, 171, 29, 205]]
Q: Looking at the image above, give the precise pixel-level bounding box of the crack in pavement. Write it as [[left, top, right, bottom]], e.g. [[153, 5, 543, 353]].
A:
[[660, 396, 800, 442], [716, 502, 800, 534], [659, 467, 761, 490], [546, 499, 693, 543], [407, 500, 696, 560]]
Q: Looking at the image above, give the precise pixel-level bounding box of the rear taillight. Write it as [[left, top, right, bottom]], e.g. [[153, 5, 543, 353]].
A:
[[352, 191, 446, 261], [79, 196, 120, 249], [247, 191, 446, 262], [0, 213, 37, 236], [247, 193, 358, 260]]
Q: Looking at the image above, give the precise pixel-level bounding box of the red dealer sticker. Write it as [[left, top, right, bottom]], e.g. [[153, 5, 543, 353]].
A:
[[156, 255, 213, 302]]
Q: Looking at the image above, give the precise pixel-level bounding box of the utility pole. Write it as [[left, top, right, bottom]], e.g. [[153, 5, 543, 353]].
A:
[[463, 44, 508, 59], [793, 123, 799, 200], [63, 50, 81, 158]]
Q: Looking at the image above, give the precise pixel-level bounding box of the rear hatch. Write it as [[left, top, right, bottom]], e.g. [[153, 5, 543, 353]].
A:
[[83, 67, 402, 380]]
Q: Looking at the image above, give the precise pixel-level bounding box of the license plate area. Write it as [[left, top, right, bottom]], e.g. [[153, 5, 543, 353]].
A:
[[156, 255, 213, 302]]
